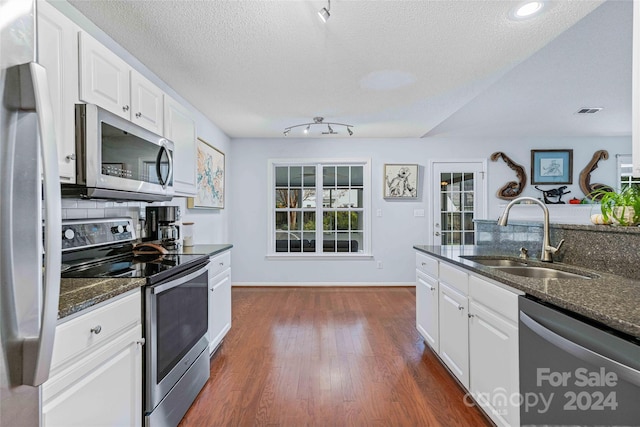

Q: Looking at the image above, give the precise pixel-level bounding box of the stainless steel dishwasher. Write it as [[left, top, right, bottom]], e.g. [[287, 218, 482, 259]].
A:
[[519, 296, 640, 426]]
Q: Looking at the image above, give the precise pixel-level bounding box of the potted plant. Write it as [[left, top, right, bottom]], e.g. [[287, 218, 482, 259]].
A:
[[594, 185, 640, 226]]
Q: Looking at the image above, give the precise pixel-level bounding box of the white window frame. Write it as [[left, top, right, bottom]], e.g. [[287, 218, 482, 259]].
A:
[[267, 158, 372, 259], [617, 154, 640, 189]]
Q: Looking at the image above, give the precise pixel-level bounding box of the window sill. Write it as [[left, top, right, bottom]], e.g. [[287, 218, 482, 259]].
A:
[[266, 253, 374, 260]]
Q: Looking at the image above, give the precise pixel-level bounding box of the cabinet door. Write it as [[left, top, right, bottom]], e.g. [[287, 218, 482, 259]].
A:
[[416, 271, 439, 352], [37, 1, 78, 183], [469, 301, 519, 427], [42, 325, 143, 427], [130, 70, 164, 134], [438, 281, 469, 388], [164, 96, 196, 195], [208, 268, 231, 354], [79, 32, 130, 119]]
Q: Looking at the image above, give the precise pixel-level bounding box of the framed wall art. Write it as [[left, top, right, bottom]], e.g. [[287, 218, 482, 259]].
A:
[[531, 149, 573, 185], [384, 164, 418, 199], [188, 138, 225, 209]]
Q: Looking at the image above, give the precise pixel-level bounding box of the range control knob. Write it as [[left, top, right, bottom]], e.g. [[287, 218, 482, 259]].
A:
[[63, 229, 75, 240], [111, 225, 125, 234], [124, 224, 131, 233]]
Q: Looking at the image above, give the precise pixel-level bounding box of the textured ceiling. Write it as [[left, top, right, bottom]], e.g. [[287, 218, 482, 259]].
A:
[[66, 0, 611, 138]]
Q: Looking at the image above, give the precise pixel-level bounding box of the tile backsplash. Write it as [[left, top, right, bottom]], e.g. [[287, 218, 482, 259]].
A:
[[61, 199, 143, 222]]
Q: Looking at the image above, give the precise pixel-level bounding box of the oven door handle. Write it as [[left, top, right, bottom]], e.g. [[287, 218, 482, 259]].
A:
[[151, 262, 210, 294], [520, 311, 640, 387]]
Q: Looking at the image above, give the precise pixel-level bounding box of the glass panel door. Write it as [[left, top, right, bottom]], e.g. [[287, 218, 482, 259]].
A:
[[432, 162, 485, 246]]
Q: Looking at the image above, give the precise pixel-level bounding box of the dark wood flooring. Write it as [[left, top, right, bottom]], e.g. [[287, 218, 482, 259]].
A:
[[179, 287, 491, 427]]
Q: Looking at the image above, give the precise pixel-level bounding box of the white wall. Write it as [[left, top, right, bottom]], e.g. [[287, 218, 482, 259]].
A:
[[229, 135, 630, 285]]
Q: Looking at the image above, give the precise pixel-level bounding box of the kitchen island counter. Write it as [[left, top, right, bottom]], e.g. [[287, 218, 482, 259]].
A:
[[170, 244, 233, 257], [414, 245, 640, 339]]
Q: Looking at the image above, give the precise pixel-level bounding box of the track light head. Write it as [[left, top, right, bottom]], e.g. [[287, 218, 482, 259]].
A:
[[284, 129, 290, 137], [283, 116, 353, 137], [347, 127, 353, 136], [318, 7, 330, 22], [318, 0, 330, 22]]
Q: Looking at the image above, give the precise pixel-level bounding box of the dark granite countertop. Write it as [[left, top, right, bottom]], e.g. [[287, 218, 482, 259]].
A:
[[58, 277, 146, 320], [414, 245, 640, 339]]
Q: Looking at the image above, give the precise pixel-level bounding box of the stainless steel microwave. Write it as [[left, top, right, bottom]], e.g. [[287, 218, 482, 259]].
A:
[[62, 104, 174, 202]]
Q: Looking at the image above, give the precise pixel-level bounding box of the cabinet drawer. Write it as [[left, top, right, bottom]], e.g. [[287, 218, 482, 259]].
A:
[[439, 262, 468, 294], [416, 252, 438, 278], [51, 291, 141, 372], [469, 275, 519, 323], [209, 251, 231, 278]]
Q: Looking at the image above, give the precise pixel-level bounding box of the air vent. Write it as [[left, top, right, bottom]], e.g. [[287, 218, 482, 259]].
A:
[[576, 108, 602, 114]]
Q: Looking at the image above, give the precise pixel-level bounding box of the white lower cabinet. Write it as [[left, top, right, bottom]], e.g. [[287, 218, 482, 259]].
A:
[[208, 251, 232, 354], [438, 281, 469, 389], [42, 291, 143, 427], [414, 251, 521, 426], [416, 271, 439, 352]]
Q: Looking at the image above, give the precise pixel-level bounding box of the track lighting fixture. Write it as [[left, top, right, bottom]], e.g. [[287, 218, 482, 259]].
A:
[[318, 0, 330, 22], [283, 116, 354, 137]]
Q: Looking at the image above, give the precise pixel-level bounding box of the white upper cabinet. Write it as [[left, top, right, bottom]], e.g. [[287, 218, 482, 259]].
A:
[[79, 32, 130, 119], [130, 71, 164, 135], [164, 95, 197, 195], [37, 1, 79, 183], [79, 32, 164, 134]]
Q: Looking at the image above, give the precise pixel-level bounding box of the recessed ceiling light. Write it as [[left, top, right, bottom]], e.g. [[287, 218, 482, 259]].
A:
[[512, 1, 544, 19]]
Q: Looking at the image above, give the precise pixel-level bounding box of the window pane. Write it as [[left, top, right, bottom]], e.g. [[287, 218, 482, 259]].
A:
[[351, 211, 362, 230], [336, 212, 349, 230], [275, 212, 288, 231], [275, 167, 288, 187], [464, 232, 475, 245], [289, 232, 302, 252], [351, 166, 363, 186], [288, 189, 301, 208], [463, 173, 474, 191], [304, 166, 315, 187], [464, 213, 474, 231], [323, 212, 335, 230], [289, 211, 302, 231], [334, 189, 351, 208], [323, 166, 335, 186], [465, 193, 474, 210], [322, 232, 336, 252], [337, 166, 350, 186], [290, 167, 302, 186], [322, 189, 333, 207], [336, 232, 350, 252], [351, 189, 363, 208], [302, 189, 316, 208], [350, 232, 363, 252], [303, 232, 315, 252], [451, 231, 462, 245], [303, 212, 315, 230], [275, 188, 288, 208]]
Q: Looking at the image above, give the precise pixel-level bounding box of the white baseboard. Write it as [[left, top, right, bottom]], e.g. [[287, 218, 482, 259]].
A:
[[232, 282, 415, 287]]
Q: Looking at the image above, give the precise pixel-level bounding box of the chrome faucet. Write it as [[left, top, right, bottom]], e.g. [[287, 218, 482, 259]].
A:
[[497, 197, 565, 262]]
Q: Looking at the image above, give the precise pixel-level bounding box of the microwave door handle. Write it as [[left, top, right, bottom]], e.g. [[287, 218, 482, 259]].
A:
[[520, 312, 640, 388], [156, 141, 173, 189], [18, 63, 62, 386]]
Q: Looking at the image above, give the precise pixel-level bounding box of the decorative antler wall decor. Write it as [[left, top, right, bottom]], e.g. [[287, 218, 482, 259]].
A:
[[579, 150, 614, 201], [490, 152, 527, 200]]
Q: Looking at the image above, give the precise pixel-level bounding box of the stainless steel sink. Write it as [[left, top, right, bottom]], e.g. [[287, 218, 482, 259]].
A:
[[465, 258, 528, 267], [492, 266, 593, 280]]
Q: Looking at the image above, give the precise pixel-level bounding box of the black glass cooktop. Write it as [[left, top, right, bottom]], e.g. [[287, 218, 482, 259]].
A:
[[62, 252, 208, 285]]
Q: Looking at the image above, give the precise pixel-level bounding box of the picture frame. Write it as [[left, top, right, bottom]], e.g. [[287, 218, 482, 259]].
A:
[[531, 149, 573, 185], [383, 164, 418, 199], [187, 138, 225, 209]]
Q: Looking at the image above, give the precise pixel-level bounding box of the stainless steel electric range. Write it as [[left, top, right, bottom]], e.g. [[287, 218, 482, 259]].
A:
[[61, 217, 210, 427]]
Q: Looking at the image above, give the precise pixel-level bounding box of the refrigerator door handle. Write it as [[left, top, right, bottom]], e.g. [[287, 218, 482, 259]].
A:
[[19, 63, 62, 386], [520, 311, 640, 388]]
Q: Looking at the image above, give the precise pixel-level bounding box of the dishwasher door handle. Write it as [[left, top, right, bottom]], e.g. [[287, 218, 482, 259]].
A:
[[520, 311, 640, 388]]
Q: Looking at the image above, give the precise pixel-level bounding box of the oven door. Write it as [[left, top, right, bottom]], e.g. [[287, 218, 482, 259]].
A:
[[74, 103, 174, 201], [145, 262, 209, 413]]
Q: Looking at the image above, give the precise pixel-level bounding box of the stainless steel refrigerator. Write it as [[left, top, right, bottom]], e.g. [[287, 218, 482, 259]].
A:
[[1, 0, 62, 425]]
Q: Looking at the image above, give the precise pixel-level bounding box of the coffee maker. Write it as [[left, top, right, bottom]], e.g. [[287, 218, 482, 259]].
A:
[[145, 206, 181, 249]]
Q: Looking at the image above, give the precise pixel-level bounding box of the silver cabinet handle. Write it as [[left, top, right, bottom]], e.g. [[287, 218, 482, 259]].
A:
[[123, 105, 129, 112], [421, 262, 426, 266], [135, 112, 141, 118], [65, 153, 76, 162], [219, 262, 224, 266], [90, 325, 102, 335], [136, 338, 145, 347], [458, 305, 465, 311], [435, 232, 441, 236], [468, 313, 475, 318]]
